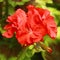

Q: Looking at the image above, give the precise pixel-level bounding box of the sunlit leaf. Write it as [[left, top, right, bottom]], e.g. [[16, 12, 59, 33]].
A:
[[57, 27, 60, 39], [0, 0, 3, 2]]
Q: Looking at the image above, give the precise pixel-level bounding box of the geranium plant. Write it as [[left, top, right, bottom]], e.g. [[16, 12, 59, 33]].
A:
[[0, 0, 58, 60]]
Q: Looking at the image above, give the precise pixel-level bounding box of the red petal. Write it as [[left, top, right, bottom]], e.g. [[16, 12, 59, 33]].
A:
[[4, 24, 12, 30], [43, 16, 57, 38], [16, 29, 43, 45], [7, 9, 27, 30], [2, 28, 15, 38], [16, 9, 27, 30], [16, 30, 31, 45]]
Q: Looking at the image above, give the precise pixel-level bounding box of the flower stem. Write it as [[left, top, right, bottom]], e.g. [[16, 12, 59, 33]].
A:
[[17, 47, 28, 60], [36, 42, 52, 53]]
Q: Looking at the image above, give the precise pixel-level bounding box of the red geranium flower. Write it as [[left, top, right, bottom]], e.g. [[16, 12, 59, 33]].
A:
[[27, 5, 57, 39], [2, 5, 57, 46], [2, 9, 27, 39]]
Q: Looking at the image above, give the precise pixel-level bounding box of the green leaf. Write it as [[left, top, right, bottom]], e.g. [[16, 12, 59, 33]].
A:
[[17, 46, 35, 60], [57, 27, 60, 39], [0, 0, 3, 2], [8, 5, 14, 15], [8, 57, 17, 60], [8, 0, 29, 7], [0, 54, 6, 60]]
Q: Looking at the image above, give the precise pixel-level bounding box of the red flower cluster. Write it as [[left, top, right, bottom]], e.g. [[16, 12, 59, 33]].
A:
[[2, 5, 57, 46]]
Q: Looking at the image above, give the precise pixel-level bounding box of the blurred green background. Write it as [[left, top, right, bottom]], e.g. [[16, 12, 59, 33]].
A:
[[0, 0, 60, 60]]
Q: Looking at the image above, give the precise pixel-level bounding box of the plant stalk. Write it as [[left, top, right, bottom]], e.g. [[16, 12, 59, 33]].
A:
[[17, 46, 28, 60]]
